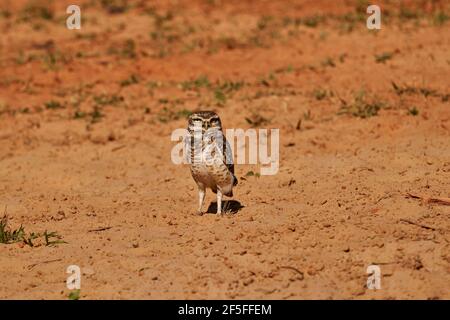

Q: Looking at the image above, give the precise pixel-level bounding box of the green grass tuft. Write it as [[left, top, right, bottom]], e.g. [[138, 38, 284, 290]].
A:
[[0, 213, 65, 247]]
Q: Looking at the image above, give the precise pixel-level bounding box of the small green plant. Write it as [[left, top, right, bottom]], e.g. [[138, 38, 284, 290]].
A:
[[408, 106, 419, 116], [19, 4, 53, 21], [180, 77, 243, 105], [0, 101, 11, 115], [0, 216, 25, 244], [302, 15, 324, 28], [245, 171, 260, 178], [355, 0, 370, 13], [101, 0, 129, 14], [146, 81, 161, 90], [416, 87, 437, 97], [214, 88, 227, 105], [275, 65, 294, 74], [74, 110, 86, 119], [321, 57, 336, 68], [109, 39, 136, 59], [0, 9, 11, 18], [375, 52, 394, 64], [399, 7, 420, 20], [157, 107, 191, 123], [392, 82, 439, 98], [303, 110, 312, 121], [433, 11, 449, 26], [68, 289, 81, 300], [217, 81, 244, 93], [122, 39, 137, 58], [0, 214, 65, 247], [90, 107, 104, 123], [313, 88, 328, 101], [259, 73, 277, 87], [180, 76, 211, 91], [245, 112, 269, 127], [120, 74, 139, 87], [42, 51, 70, 71], [45, 100, 64, 110], [15, 51, 31, 65], [257, 15, 273, 30], [93, 94, 123, 106], [338, 90, 385, 118], [176, 109, 193, 119]]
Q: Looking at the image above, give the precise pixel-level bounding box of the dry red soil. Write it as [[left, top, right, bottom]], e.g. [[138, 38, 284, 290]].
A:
[[0, 0, 449, 299]]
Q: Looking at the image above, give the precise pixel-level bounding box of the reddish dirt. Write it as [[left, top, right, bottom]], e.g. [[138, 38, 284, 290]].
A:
[[0, 0, 449, 299]]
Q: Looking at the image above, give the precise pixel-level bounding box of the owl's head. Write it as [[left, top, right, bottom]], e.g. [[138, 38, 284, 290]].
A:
[[188, 111, 222, 132]]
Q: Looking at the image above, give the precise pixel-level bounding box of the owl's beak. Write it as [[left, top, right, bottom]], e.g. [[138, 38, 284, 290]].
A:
[[203, 122, 210, 130]]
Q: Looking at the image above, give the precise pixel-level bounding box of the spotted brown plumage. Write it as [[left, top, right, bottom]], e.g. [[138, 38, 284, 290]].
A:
[[185, 111, 237, 215]]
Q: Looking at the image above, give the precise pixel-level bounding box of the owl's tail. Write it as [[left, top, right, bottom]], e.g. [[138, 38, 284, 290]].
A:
[[222, 175, 238, 197]]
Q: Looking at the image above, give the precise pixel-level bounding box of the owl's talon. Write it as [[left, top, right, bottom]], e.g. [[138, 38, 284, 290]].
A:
[[196, 211, 204, 216]]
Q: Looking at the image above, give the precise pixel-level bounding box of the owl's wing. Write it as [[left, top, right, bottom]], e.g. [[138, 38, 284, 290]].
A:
[[221, 134, 238, 185], [223, 136, 234, 173], [184, 134, 192, 164]]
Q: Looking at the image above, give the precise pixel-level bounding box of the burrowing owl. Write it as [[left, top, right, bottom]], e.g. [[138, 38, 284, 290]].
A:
[[185, 111, 238, 215]]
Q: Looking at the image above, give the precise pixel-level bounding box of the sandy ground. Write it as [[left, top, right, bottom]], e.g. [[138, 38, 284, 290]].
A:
[[0, 0, 449, 299]]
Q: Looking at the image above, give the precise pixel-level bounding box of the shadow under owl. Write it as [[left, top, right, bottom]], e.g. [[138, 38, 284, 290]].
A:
[[206, 200, 244, 215]]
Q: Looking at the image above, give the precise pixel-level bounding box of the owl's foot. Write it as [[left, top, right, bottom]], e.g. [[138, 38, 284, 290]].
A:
[[216, 190, 223, 216], [196, 188, 205, 216]]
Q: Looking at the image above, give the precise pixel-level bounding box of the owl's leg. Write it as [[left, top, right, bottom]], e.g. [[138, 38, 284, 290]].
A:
[[197, 187, 205, 216], [216, 189, 223, 215]]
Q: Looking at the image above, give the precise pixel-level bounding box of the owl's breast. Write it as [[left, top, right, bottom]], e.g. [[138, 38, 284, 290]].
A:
[[190, 162, 216, 189], [187, 129, 234, 191]]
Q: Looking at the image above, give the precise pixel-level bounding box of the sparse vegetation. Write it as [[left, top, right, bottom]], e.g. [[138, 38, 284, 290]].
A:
[[19, 4, 53, 22], [321, 57, 336, 68], [93, 94, 124, 106], [399, 7, 420, 20], [392, 82, 441, 98], [90, 106, 104, 123], [180, 76, 211, 91], [245, 171, 261, 178], [214, 88, 227, 105], [245, 112, 270, 127], [68, 289, 81, 300], [157, 107, 191, 123], [338, 90, 386, 118], [41, 51, 71, 70], [108, 39, 137, 59], [375, 52, 394, 64], [433, 11, 450, 26], [408, 106, 419, 116], [45, 100, 64, 110], [120, 74, 139, 87], [0, 9, 11, 19], [301, 15, 326, 28], [179, 77, 243, 106], [0, 214, 65, 247], [312, 88, 329, 101], [101, 0, 129, 14]]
